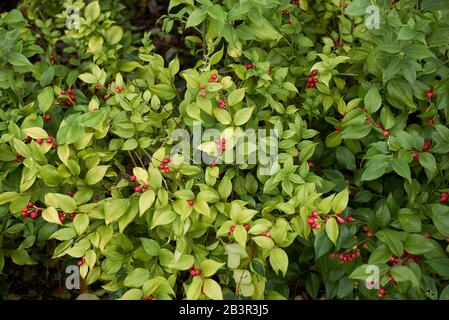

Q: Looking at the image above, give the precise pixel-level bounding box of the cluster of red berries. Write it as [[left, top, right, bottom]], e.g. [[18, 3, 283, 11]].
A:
[[59, 211, 76, 223], [423, 140, 432, 152], [159, 157, 172, 174], [143, 294, 155, 300], [129, 175, 149, 193], [77, 256, 86, 267], [411, 151, 419, 161], [16, 153, 25, 162], [190, 265, 201, 276], [388, 251, 420, 266], [50, 54, 56, 64], [23, 135, 57, 149], [373, 121, 389, 137], [216, 138, 227, 153], [21, 201, 41, 219], [244, 63, 255, 69], [115, 85, 123, 93], [307, 211, 321, 229], [329, 248, 361, 263], [59, 88, 77, 107], [199, 83, 207, 97], [440, 192, 449, 203], [362, 226, 374, 238], [305, 70, 319, 89]]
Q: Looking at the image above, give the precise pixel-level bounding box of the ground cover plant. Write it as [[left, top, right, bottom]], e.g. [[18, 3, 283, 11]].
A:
[[1, 0, 449, 300]]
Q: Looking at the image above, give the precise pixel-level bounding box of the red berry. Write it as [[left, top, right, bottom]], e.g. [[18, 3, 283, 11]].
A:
[[46, 136, 54, 144], [67, 88, 73, 94], [311, 223, 317, 229], [244, 223, 250, 231], [427, 118, 435, 125], [60, 89, 66, 95], [163, 158, 171, 164], [190, 269, 196, 276], [142, 183, 149, 190], [230, 226, 236, 232], [423, 232, 432, 239], [16, 153, 25, 161], [43, 114, 52, 121], [77, 259, 84, 267], [30, 211, 39, 219], [426, 91, 433, 99], [440, 193, 448, 203], [346, 216, 353, 222], [130, 175, 137, 182], [27, 201, 34, 208], [21, 210, 29, 217], [218, 100, 226, 109], [94, 194, 100, 201], [382, 130, 389, 137], [264, 231, 272, 238], [377, 288, 385, 298], [103, 94, 110, 100], [69, 212, 76, 218], [337, 217, 345, 224], [211, 161, 217, 167], [200, 90, 206, 97], [366, 231, 373, 238], [200, 83, 206, 90], [134, 186, 142, 193], [59, 214, 65, 223], [335, 127, 341, 132], [210, 74, 218, 81], [307, 217, 315, 225], [51, 143, 57, 150], [187, 199, 195, 206], [329, 252, 337, 259], [312, 211, 319, 218], [362, 243, 368, 250], [307, 160, 314, 168], [159, 163, 166, 170], [164, 168, 171, 174], [412, 151, 419, 161], [115, 86, 123, 93]]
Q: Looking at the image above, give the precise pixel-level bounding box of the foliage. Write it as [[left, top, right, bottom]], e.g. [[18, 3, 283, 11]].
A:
[[1, 0, 449, 300]]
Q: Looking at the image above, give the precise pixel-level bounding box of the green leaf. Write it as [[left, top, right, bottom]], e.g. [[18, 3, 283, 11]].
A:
[[332, 188, 349, 213], [186, 9, 206, 28], [186, 276, 203, 300], [325, 217, 339, 245], [38, 87, 54, 113], [45, 193, 77, 213], [201, 259, 225, 277], [85, 165, 109, 185], [42, 207, 62, 225], [391, 158, 411, 183], [234, 107, 254, 126], [85, 1, 100, 21], [269, 248, 288, 276], [203, 278, 223, 300], [123, 268, 150, 288], [73, 213, 89, 235], [227, 88, 245, 106], [105, 199, 130, 225], [139, 190, 155, 216], [390, 266, 420, 288], [364, 86, 382, 113], [141, 238, 160, 256]]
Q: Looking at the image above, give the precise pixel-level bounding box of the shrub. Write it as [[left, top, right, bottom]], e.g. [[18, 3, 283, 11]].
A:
[[1, 0, 449, 300]]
